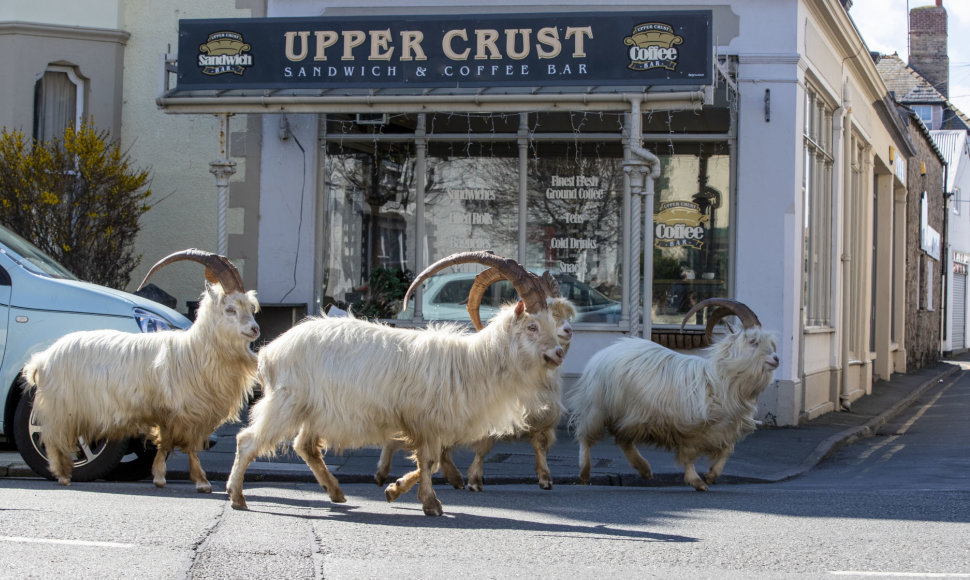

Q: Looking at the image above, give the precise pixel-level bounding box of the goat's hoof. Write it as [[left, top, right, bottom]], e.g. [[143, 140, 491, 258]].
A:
[[422, 499, 444, 516], [539, 481, 553, 491], [384, 485, 401, 503], [230, 500, 248, 510], [703, 473, 718, 485], [329, 491, 347, 503], [196, 483, 212, 494], [467, 483, 483, 492], [57, 477, 71, 486], [374, 475, 387, 487], [153, 479, 167, 488], [447, 479, 465, 490], [689, 482, 709, 492]]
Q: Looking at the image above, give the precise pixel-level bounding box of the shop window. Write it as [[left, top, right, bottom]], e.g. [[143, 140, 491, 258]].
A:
[[803, 88, 835, 328], [319, 111, 732, 328], [320, 141, 417, 320], [527, 141, 624, 323], [33, 66, 84, 142], [651, 142, 731, 326]]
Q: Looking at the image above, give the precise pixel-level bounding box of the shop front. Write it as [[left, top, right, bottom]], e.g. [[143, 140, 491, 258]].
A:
[[159, 8, 738, 379]]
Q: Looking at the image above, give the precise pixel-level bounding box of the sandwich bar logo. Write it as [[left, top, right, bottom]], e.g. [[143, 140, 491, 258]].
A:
[[623, 22, 682, 72], [198, 31, 253, 76]]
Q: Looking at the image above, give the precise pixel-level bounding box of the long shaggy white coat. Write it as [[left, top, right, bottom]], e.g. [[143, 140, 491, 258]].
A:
[[568, 327, 779, 491], [22, 283, 259, 491], [375, 297, 577, 492], [226, 300, 565, 516]]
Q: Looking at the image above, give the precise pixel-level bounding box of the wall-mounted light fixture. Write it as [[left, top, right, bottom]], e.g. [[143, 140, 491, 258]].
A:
[[764, 89, 770, 122], [889, 146, 895, 163], [921, 161, 926, 176]]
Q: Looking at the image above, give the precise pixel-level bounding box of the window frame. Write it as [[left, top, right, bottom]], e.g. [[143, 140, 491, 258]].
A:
[[33, 65, 85, 142]]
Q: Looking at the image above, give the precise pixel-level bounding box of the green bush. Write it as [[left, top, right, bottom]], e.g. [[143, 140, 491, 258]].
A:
[[0, 122, 151, 289]]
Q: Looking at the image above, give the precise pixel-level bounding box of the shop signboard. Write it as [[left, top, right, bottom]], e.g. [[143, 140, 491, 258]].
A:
[[177, 11, 712, 91]]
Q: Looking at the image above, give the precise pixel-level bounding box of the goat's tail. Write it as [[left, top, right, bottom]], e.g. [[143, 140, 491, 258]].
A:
[[20, 351, 46, 393]]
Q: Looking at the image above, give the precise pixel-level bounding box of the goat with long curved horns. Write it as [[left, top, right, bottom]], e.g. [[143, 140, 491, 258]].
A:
[[22, 249, 260, 491], [375, 263, 576, 492], [568, 297, 779, 491], [227, 251, 566, 516]]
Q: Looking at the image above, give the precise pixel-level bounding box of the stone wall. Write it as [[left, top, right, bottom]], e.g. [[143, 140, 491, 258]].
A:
[[904, 111, 946, 369]]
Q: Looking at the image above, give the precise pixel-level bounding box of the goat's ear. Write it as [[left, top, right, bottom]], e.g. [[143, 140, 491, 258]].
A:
[[514, 300, 526, 317], [203, 280, 220, 302]]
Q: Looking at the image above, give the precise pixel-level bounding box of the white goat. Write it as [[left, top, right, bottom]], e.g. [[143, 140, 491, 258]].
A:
[[568, 299, 779, 491], [374, 272, 576, 492], [22, 249, 260, 492], [226, 251, 566, 516]]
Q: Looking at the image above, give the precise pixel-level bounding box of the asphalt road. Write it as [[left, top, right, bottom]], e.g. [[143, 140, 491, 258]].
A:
[[1, 365, 968, 578]]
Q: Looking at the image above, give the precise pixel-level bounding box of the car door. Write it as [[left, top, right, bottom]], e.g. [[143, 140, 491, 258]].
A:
[[0, 264, 11, 369]]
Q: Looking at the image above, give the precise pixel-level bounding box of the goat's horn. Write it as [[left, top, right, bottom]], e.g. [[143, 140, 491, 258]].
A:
[[466, 268, 563, 330], [466, 268, 507, 331], [137, 248, 244, 294], [681, 298, 761, 336], [540, 271, 561, 298], [401, 251, 546, 317]]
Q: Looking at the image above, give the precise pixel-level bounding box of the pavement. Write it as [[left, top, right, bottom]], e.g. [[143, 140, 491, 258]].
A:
[[1, 355, 966, 489]]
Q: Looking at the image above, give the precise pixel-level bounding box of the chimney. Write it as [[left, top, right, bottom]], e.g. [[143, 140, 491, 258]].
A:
[[909, 1, 949, 97]]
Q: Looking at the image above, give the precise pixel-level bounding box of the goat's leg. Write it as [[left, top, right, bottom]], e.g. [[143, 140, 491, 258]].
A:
[[227, 404, 297, 510], [151, 437, 173, 489], [578, 438, 593, 485], [617, 439, 654, 481], [466, 437, 495, 492], [186, 449, 212, 493], [676, 450, 708, 491], [530, 427, 556, 490], [414, 445, 443, 516], [293, 428, 345, 503], [703, 446, 734, 485], [439, 447, 465, 490], [384, 467, 420, 503], [45, 441, 74, 486], [375, 438, 406, 486]]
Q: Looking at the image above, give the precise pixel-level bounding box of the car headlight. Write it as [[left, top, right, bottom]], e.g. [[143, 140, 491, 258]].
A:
[[133, 308, 176, 333]]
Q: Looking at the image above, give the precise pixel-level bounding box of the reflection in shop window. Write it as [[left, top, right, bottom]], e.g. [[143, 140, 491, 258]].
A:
[[651, 142, 731, 326], [527, 141, 623, 324], [409, 141, 519, 321], [321, 142, 417, 319]]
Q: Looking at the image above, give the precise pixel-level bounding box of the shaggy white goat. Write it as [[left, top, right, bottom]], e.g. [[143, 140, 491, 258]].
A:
[[374, 273, 576, 492], [226, 251, 566, 516], [568, 298, 779, 491], [22, 249, 260, 492]]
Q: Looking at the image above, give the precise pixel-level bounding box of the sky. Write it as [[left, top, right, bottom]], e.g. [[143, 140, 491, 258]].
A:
[[848, 0, 970, 116]]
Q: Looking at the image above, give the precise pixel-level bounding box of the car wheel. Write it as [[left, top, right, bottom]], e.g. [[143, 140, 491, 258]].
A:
[[106, 438, 158, 482], [12, 389, 127, 482]]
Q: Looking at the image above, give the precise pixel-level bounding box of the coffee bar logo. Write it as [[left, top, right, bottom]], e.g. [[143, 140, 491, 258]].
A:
[[654, 201, 708, 249], [198, 31, 253, 76], [623, 22, 683, 72]]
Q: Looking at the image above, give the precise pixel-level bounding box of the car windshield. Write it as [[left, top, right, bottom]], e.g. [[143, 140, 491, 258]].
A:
[[0, 224, 77, 280]]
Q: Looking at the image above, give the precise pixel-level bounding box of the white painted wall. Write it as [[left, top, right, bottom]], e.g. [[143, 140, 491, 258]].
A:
[[120, 1, 252, 311], [0, 0, 121, 28], [257, 113, 318, 306]]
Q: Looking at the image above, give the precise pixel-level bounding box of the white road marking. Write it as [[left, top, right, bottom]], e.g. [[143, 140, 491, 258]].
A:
[[831, 573, 970, 578], [0, 536, 135, 549]]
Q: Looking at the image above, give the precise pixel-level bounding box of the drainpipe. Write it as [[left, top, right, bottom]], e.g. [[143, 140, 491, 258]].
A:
[[836, 88, 852, 410], [209, 113, 236, 256], [623, 96, 662, 338]]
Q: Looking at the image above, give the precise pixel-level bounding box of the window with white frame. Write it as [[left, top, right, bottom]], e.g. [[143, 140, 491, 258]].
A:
[[33, 66, 84, 142], [803, 86, 834, 327]]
